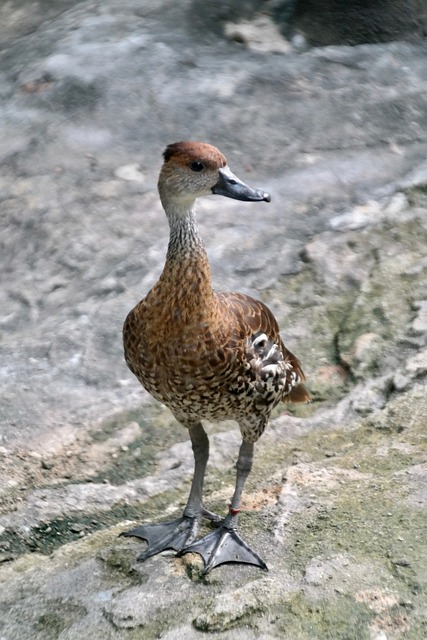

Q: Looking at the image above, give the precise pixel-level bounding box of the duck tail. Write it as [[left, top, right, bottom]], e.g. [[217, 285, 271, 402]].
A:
[[284, 383, 311, 404]]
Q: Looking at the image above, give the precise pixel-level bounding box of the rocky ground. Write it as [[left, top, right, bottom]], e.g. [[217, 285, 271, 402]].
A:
[[0, 1, 426, 639]]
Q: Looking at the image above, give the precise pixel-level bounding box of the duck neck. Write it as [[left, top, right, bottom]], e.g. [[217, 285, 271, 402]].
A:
[[160, 199, 213, 304], [166, 206, 205, 261]]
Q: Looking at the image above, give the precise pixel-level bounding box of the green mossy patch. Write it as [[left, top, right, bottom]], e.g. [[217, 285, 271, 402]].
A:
[[272, 592, 374, 640], [267, 215, 427, 408], [289, 482, 425, 578], [405, 184, 427, 208], [34, 602, 87, 640], [97, 546, 144, 584]]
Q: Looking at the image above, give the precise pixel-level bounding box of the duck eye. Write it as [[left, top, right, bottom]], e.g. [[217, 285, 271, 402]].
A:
[[189, 160, 204, 172]]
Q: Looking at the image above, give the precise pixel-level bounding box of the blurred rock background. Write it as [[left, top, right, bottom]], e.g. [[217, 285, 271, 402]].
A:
[[0, 1, 426, 638]]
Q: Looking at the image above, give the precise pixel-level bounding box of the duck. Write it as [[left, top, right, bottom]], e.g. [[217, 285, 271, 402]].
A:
[[122, 141, 310, 573]]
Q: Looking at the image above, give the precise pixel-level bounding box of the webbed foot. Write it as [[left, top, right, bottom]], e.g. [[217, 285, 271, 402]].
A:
[[178, 524, 268, 573], [121, 515, 200, 561]]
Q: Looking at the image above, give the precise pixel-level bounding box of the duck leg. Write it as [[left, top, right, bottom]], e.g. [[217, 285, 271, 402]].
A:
[[121, 422, 210, 561], [178, 440, 268, 573]]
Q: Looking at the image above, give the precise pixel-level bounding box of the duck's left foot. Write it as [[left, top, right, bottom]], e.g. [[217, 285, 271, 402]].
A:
[[178, 524, 268, 573]]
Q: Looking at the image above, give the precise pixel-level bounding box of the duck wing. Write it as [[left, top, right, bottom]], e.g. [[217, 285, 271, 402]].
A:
[[216, 291, 310, 404]]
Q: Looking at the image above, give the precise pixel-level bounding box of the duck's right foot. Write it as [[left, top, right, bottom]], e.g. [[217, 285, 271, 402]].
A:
[[121, 515, 200, 562]]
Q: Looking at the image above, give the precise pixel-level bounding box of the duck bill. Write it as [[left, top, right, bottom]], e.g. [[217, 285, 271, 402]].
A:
[[212, 167, 271, 202]]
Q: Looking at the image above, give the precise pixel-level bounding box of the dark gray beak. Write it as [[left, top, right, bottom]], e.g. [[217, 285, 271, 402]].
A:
[[212, 167, 271, 203]]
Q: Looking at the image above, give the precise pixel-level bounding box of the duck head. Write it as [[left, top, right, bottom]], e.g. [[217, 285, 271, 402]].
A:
[[158, 141, 271, 209]]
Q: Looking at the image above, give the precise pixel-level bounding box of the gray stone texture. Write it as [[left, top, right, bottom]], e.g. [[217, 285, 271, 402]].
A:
[[0, 1, 426, 639]]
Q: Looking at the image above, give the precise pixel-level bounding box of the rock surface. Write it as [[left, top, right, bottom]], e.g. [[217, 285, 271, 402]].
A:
[[0, 1, 426, 639]]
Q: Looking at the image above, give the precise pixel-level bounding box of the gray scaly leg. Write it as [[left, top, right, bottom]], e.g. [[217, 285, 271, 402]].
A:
[[179, 440, 268, 573], [121, 422, 210, 560]]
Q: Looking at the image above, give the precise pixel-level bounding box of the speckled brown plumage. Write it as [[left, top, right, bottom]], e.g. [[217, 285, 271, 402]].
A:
[[121, 141, 310, 572], [124, 288, 308, 442]]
